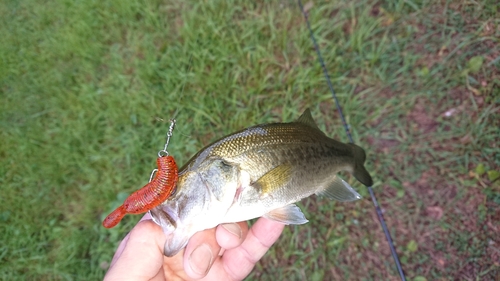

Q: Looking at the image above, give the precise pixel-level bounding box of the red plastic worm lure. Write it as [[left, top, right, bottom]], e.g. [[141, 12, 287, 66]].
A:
[[102, 156, 178, 228], [103, 120, 178, 228]]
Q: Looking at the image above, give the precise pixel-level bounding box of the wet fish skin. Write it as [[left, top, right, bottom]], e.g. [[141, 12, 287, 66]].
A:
[[151, 109, 373, 256]]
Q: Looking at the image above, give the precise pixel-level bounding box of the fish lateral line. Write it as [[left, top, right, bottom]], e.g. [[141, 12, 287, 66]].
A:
[[102, 155, 179, 228]]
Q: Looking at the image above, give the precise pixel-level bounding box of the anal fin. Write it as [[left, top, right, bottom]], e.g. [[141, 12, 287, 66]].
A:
[[316, 175, 362, 202], [263, 204, 308, 225]]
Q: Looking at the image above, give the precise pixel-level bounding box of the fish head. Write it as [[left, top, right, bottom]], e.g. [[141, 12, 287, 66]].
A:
[[150, 156, 242, 256]]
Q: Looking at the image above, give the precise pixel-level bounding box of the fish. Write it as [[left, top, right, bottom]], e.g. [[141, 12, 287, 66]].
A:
[[150, 109, 373, 256]]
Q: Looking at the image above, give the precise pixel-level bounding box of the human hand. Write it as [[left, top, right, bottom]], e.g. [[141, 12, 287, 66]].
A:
[[104, 213, 285, 281]]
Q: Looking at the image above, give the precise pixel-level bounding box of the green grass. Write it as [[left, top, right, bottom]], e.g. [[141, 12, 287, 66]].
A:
[[1, 0, 499, 280]]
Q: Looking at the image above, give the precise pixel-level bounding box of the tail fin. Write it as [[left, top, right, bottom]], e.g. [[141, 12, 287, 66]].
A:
[[349, 143, 373, 187]]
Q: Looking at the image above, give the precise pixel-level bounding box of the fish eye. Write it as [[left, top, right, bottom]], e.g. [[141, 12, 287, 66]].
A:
[[219, 160, 232, 170]]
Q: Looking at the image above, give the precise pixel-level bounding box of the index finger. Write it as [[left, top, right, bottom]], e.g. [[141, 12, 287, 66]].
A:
[[109, 214, 154, 267], [104, 218, 166, 281], [214, 217, 285, 280]]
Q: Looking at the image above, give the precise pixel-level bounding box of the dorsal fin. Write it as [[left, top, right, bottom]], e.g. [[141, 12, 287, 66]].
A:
[[296, 108, 320, 130]]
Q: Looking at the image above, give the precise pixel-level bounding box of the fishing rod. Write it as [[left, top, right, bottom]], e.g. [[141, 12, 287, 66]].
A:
[[297, 1, 407, 280]]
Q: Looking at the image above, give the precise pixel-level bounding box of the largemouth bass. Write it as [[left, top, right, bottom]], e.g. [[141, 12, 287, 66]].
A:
[[150, 109, 373, 256]]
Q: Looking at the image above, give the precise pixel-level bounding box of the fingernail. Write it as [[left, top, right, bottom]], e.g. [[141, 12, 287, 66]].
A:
[[221, 223, 242, 238], [189, 244, 213, 275]]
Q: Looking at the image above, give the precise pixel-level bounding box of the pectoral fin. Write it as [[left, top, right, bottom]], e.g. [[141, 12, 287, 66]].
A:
[[253, 164, 292, 198], [264, 204, 309, 225], [316, 175, 362, 202]]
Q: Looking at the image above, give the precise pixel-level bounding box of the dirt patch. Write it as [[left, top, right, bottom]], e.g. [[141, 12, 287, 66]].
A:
[[407, 99, 440, 134], [328, 3, 498, 277]]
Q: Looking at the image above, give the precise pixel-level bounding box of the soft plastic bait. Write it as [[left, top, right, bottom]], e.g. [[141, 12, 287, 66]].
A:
[[102, 155, 178, 228]]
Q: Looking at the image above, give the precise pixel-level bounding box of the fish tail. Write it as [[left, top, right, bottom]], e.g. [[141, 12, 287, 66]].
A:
[[349, 143, 373, 187]]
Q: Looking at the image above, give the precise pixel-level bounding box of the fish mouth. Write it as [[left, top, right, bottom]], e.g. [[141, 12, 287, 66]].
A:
[[150, 171, 212, 233], [149, 206, 178, 234], [149, 209, 161, 225]]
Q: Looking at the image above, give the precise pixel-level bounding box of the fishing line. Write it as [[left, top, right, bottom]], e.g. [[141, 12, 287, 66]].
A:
[[297, 1, 407, 280], [169, 53, 194, 121]]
